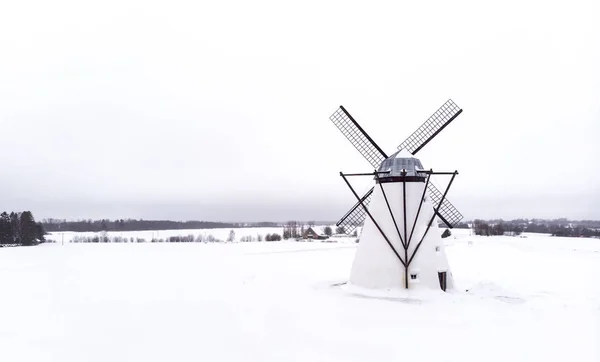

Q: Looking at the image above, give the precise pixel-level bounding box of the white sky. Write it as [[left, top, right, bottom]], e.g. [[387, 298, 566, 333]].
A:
[[1, 0, 599, 222]]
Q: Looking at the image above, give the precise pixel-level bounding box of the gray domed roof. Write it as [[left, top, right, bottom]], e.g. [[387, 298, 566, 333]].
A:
[[377, 149, 426, 178]]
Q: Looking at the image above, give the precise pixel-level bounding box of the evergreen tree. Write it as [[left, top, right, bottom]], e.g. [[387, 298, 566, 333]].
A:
[[10, 212, 21, 244], [0, 212, 12, 245], [19, 211, 38, 246]]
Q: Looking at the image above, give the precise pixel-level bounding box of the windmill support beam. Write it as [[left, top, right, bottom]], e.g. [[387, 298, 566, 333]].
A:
[[407, 172, 432, 249], [336, 187, 373, 228], [340, 172, 406, 268], [402, 169, 409, 289], [415, 170, 458, 175], [342, 171, 391, 177], [408, 171, 458, 267], [374, 170, 405, 249]]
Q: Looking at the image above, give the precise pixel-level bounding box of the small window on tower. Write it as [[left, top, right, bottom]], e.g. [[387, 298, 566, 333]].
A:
[[410, 274, 418, 280]]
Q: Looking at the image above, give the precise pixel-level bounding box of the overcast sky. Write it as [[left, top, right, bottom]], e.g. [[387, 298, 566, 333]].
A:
[[1, 0, 599, 222]]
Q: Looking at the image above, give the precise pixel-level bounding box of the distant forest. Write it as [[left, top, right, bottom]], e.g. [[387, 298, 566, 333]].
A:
[[456, 218, 600, 238], [18, 216, 600, 239], [0, 211, 46, 246], [41, 219, 279, 233]]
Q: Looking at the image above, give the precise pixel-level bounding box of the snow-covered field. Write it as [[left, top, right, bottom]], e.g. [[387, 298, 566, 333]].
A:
[[1, 230, 598, 362]]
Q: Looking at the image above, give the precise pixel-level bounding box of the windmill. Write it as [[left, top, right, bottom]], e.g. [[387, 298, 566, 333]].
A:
[[329, 99, 463, 291]]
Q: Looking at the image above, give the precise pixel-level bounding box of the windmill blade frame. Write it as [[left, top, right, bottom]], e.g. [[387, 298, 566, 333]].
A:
[[330, 100, 464, 234], [396, 99, 462, 155], [426, 182, 464, 228], [336, 187, 374, 235], [329, 106, 388, 169]]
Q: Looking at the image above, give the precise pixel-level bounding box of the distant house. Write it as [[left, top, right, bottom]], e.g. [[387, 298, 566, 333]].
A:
[[302, 227, 328, 240]]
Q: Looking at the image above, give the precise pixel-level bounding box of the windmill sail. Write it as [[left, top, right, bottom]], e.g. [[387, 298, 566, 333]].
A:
[[330, 106, 387, 168], [427, 183, 464, 228], [336, 187, 374, 235], [396, 99, 462, 155], [330, 101, 464, 234]]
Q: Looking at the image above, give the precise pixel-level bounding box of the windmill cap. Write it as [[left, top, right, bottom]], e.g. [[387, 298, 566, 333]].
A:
[[377, 149, 426, 178]]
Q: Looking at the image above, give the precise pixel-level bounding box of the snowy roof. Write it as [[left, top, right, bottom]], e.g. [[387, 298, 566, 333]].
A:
[[305, 226, 326, 236], [395, 148, 414, 159]]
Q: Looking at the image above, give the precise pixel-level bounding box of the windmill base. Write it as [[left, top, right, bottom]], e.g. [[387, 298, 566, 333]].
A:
[[340, 282, 453, 303]]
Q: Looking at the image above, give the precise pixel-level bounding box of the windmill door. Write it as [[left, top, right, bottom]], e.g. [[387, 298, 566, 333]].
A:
[[438, 272, 447, 292]]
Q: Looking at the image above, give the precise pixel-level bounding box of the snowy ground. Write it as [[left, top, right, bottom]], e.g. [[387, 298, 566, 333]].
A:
[[1, 230, 598, 362]]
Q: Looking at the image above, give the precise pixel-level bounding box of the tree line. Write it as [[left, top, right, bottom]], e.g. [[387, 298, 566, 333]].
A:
[[59, 231, 287, 244], [68, 233, 225, 243], [472, 220, 523, 236], [40, 219, 280, 233], [472, 219, 600, 238], [0, 211, 46, 246]]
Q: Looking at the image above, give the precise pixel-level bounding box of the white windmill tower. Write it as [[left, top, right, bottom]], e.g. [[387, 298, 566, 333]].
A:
[[329, 100, 464, 291]]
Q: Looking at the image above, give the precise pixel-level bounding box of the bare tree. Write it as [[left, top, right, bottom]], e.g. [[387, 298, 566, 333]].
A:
[[227, 229, 235, 242]]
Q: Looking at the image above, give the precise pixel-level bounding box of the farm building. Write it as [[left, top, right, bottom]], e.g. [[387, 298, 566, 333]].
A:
[[302, 227, 328, 240]]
